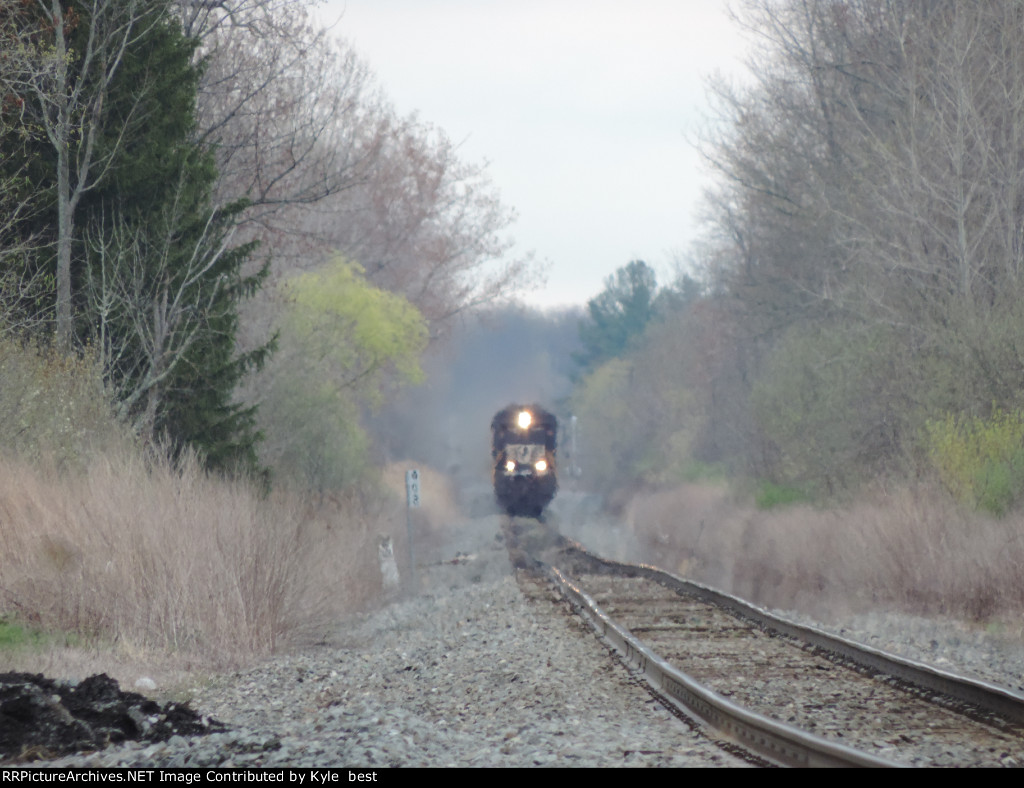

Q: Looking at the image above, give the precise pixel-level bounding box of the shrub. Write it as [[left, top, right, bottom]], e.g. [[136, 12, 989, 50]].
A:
[[754, 480, 810, 510], [680, 461, 726, 483], [925, 409, 1024, 514], [625, 481, 1024, 621], [0, 337, 125, 465], [0, 618, 50, 651], [0, 448, 389, 664], [750, 322, 897, 496]]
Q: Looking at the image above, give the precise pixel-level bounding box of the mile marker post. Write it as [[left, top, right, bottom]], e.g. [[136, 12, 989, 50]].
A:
[[405, 469, 420, 592]]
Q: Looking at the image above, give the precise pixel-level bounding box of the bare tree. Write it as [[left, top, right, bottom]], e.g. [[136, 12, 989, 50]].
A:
[[84, 178, 255, 443], [691, 0, 1024, 486], [176, 0, 536, 332], [319, 118, 537, 328], [836, 4, 1024, 303], [1, 0, 167, 348], [169, 0, 386, 269], [0, 1, 50, 333]]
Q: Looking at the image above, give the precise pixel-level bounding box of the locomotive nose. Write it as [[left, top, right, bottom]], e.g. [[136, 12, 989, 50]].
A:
[[493, 404, 558, 518]]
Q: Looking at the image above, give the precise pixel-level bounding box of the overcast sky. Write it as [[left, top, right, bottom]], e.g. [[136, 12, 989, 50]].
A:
[[315, 0, 750, 309]]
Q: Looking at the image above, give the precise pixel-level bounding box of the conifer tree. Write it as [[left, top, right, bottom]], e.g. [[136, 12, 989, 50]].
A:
[[1, 0, 273, 474], [574, 260, 658, 374]]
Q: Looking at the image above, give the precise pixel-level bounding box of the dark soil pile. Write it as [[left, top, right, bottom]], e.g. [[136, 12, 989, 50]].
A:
[[0, 672, 224, 763]]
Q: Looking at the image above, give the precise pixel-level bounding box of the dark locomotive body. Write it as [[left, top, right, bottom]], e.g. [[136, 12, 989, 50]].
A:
[[491, 404, 558, 518]]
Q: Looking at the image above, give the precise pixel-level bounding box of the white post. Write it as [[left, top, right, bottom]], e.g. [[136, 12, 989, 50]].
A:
[[405, 469, 421, 591]]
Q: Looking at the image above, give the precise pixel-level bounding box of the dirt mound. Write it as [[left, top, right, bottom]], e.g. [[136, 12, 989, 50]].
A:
[[0, 672, 224, 763]]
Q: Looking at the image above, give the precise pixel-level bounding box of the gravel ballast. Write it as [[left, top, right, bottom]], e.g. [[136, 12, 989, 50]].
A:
[[31, 518, 748, 768], [27, 509, 1024, 768]]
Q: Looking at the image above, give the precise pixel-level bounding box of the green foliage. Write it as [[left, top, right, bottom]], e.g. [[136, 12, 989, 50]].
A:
[[570, 293, 714, 492], [626, 306, 709, 486], [752, 325, 856, 492], [0, 616, 65, 652], [574, 260, 658, 374], [636, 423, 700, 486], [570, 358, 640, 489], [262, 378, 372, 494], [261, 258, 428, 492], [754, 480, 811, 510], [925, 409, 1024, 515], [284, 258, 428, 400], [679, 461, 727, 483], [0, 620, 29, 651], [751, 322, 909, 496]]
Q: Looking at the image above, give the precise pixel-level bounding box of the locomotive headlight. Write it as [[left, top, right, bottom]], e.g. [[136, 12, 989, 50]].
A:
[[517, 410, 532, 430], [535, 459, 548, 473], [505, 460, 516, 473]]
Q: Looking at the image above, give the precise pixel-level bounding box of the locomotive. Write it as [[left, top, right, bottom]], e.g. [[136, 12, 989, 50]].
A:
[[491, 404, 558, 518]]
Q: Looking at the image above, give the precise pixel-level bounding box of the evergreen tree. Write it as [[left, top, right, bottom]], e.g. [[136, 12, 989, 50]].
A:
[[0, 0, 273, 474], [574, 260, 658, 374], [83, 3, 273, 475]]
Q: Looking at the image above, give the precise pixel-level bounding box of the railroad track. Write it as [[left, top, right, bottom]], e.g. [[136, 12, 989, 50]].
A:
[[505, 516, 1024, 767]]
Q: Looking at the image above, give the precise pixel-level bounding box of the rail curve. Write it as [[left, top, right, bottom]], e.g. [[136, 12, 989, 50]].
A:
[[507, 517, 1024, 767]]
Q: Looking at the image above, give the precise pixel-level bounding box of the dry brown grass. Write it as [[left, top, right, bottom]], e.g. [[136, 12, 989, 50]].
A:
[[625, 482, 1024, 622], [380, 462, 462, 537], [0, 448, 396, 675]]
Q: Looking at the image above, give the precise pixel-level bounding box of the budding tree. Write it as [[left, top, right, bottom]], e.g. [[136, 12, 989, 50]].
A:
[[176, 0, 535, 332]]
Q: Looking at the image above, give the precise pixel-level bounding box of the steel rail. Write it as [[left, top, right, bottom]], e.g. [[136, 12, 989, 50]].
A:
[[548, 565, 899, 768], [577, 551, 1024, 726]]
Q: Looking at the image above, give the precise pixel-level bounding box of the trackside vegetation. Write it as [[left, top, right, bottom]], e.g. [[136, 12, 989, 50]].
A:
[[0, 0, 519, 671]]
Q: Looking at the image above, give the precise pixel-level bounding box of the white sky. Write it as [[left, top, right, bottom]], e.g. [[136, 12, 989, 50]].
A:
[[314, 0, 750, 308]]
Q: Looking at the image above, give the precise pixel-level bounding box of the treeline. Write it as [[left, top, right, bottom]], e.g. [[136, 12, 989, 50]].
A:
[[0, 0, 528, 484], [573, 1, 1024, 513]]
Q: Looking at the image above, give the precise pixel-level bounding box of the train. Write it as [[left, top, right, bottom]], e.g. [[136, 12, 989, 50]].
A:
[[491, 404, 558, 518]]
